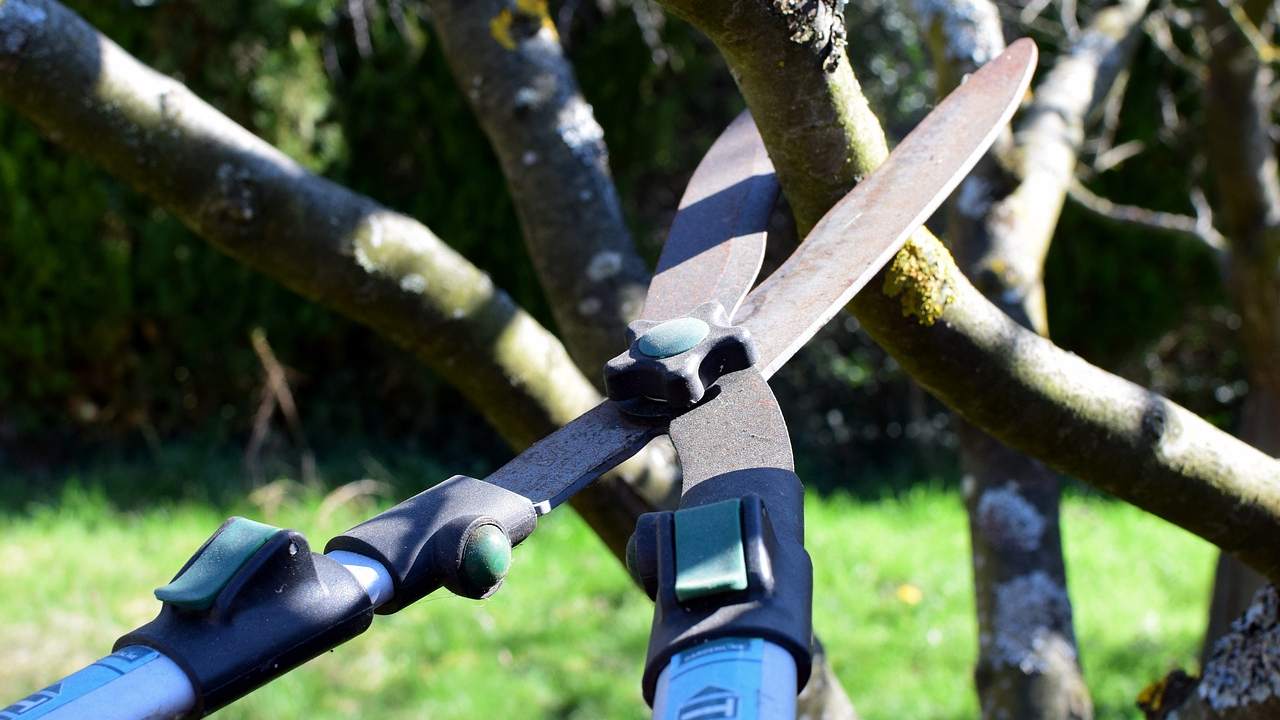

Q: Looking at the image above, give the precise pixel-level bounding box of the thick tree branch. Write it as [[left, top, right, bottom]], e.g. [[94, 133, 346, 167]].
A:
[[957, 0, 1150, 330], [655, 0, 1280, 582], [1204, 0, 1280, 384], [0, 0, 655, 554], [421, 0, 650, 376]]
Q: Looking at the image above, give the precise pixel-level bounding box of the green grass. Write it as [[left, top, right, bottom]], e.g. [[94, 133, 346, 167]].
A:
[[0, 481, 1214, 719]]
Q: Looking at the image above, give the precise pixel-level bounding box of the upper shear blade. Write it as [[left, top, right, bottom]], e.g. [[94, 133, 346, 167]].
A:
[[640, 112, 780, 323]]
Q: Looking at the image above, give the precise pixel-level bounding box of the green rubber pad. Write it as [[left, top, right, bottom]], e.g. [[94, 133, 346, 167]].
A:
[[637, 318, 709, 358], [155, 517, 279, 610], [674, 499, 748, 602]]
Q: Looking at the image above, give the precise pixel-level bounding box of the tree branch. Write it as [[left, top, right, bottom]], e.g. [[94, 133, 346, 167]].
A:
[[962, 0, 1151, 330], [1067, 179, 1226, 250], [1144, 11, 1207, 80], [655, 0, 1280, 582], [0, 0, 655, 555], [421, 0, 651, 377], [1195, 0, 1280, 667]]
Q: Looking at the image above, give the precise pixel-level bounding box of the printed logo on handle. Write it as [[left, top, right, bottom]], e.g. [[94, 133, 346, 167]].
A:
[[677, 686, 739, 719], [0, 647, 159, 719], [659, 638, 763, 720], [0, 684, 62, 719]]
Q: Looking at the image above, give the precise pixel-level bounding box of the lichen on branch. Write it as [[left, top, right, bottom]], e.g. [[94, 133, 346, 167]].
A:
[[769, 0, 849, 71], [882, 234, 957, 325]]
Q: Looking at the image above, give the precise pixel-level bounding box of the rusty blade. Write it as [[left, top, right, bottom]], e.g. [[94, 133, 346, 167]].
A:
[[481, 42, 1033, 515], [734, 39, 1038, 377], [640, 111, 779, 322], [668, 369, 794, 489]]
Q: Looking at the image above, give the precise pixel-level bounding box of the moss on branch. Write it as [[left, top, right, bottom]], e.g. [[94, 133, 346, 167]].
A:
[[882, 236, 958, 325]]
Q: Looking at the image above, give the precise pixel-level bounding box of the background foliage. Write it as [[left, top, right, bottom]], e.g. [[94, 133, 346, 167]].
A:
[[0, 0, 1244, 483]]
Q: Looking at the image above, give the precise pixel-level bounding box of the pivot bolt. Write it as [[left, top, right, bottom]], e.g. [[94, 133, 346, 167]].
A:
[[637, 318, 710, 358], [604, 301, 758, 409], [460, 524, 512, 596]]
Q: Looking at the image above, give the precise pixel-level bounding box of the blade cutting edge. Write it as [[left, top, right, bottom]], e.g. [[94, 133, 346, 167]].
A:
[[734, 39, 1038, 377]]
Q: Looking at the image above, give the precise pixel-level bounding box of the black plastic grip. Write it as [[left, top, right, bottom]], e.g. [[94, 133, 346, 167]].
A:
[[324, 475, 538, 612], [629, 468, 813, 705], [116, 526, 373, 717]]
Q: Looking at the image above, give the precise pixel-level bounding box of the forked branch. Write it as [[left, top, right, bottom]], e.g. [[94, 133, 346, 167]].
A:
[[655, 0, 1280, 582]]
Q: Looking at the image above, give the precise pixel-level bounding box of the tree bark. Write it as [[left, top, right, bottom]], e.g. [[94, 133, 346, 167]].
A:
[[1142, 585, 1280, 720], [421, 0, 650, 377], [922, 2, 1147, 716], [652, 0, 1280, 582]]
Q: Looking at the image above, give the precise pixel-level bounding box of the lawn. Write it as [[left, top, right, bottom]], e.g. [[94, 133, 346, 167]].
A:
[[0, 471, 1214, 719]]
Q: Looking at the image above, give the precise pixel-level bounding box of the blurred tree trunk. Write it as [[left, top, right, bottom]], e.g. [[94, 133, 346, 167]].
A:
[[1198, 0, 1280, 664], [422, 0, 682, 510], [922, 2, 1146, 716], [421, 0, 648, 377]]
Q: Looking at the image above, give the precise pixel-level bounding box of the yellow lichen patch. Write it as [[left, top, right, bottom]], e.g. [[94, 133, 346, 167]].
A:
[[1136, 676, 1167, 712], [489, 10, 516, 50], [489, 0, 558, 51], [516, 0, 550, 15], [882, 235, 957, 325]]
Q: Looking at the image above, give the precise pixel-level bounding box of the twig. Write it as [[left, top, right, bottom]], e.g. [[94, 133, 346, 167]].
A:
[[1020, 0, 1055, 26], [1093, 139, 1145, 173], [1189, 186, 1222, 245], [1067, 179, 1226, 250], [1144, 11, 1207, 78], [249, 328, 317, 485], [244, 382, 276, 486], [1060, 0, 1081, 40], [1225, 0, 1280, 63], [348, 0, 373, 58], [1092, 65, 1133, 159], [317, 478, 390, 524], [1157, 83, 1184, 143]]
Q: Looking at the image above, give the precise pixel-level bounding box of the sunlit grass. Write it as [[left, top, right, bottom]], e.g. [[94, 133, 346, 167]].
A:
[[0, 481, 1213, 719]]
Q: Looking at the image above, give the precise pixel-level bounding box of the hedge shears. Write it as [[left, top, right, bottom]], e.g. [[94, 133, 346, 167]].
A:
[[2, 39, 1035, 720]]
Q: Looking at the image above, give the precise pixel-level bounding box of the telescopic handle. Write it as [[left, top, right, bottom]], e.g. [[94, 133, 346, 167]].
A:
[[652, 637, 797, 720], [0, 551, 393, 720]]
